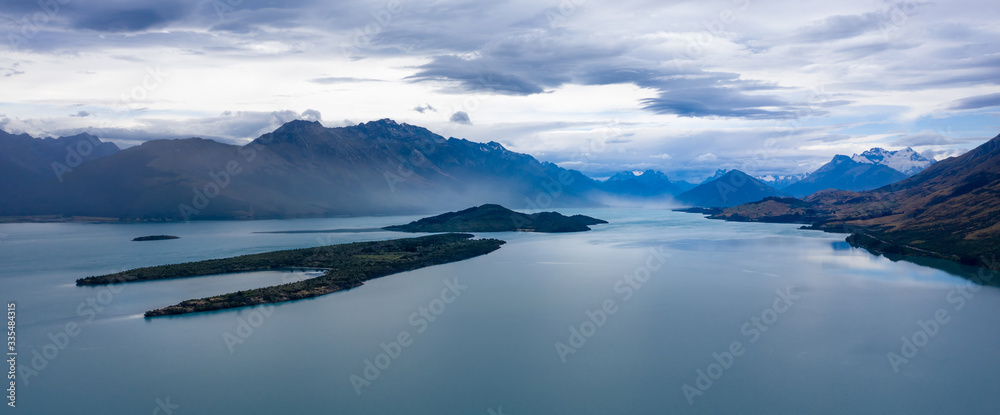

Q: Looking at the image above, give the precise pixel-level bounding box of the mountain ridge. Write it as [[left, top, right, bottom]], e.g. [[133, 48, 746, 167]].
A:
[[677, 170, 788, 207]]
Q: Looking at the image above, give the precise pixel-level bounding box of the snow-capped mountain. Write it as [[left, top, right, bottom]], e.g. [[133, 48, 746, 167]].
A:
[[755, 173, 808, 189], [851, 147, 935, 176]]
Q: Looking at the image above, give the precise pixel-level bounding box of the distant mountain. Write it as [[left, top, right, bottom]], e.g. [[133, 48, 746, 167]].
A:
[[0, 130, 119, 180], [0, 131, 119, 215], [699, 169, 729, 185], [672, 179, 697, 192], [755, 173, 807, 189], [676, 170, 788, 207], [1, 120, 607, 219], [600, 170, 685, 197], [783, 155, 909, 197], [712, 133, 1000, 270], [383, 204, 607, 233], [852, 147, 934, 175]]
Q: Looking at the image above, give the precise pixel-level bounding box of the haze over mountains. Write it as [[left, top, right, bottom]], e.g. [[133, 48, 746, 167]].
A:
[[0, 119, 968, 220]]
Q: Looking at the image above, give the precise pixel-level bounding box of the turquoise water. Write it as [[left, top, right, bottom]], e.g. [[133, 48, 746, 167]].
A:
[[2, 209, 999, 414]]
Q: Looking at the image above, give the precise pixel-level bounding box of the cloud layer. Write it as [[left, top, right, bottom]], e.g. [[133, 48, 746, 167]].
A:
[[1, 0, 998, 181]]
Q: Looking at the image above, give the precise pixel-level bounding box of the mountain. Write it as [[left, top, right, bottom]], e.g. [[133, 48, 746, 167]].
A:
[[672, 179, 697, 192], [756, 173, 807, 189], [676, 170, 788, 207], [783, 155, 909, 197], [852, 147, 935, 175], [600, 170, 684, 197], [699, 169, 729, 185], [711, 134, 1000, 269], [1, 120, 606, 220], [0, 130, 119, 180], [0, 131, 120, 215], [383, 204, 607, 233]]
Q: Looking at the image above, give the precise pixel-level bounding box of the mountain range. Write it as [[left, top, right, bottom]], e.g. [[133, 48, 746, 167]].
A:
[[0, 119, 964, 220], [710, 134, 1000, 269], [1, 119, 615, 219]]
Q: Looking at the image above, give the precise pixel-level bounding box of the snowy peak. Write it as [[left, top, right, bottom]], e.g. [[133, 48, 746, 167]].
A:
[[755, 172, 808, 189], [851, 147, 935, 176]]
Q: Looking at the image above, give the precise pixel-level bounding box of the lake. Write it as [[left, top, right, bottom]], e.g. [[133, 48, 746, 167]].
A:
[[2, 208, 999, 414]]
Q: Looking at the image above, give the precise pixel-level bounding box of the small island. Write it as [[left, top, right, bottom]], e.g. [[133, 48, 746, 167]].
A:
[[78, 233, 505, 317], [132, 235, 180, 241], [383, 204, 608, 233]]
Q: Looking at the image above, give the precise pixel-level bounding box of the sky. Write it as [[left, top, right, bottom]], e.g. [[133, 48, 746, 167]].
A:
[[1, 0, 998, 181]]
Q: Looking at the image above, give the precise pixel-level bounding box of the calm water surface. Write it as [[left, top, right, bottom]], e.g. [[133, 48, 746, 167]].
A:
[[1, 209, 998, 414]]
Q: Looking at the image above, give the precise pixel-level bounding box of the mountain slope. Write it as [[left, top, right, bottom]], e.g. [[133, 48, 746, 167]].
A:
[[677, 170, 788, 207], [783, 155, 909, 197], [712, 134, 1000, 269]]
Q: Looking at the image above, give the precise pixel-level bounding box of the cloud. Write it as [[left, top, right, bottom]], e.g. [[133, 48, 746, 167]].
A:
[[794, 12, 883, 43], [948, 93, 1000, 110], [70, 111, 92, 117], [310, 77, 382, 84], [71, 3, 197, 32], [413, 104, 436, 113], [695, 153, 718, 162], [1, 0, 999, 180], [299, 109, 322, 122], [640, 87, 800, 120], [450, 111, 472, 125]]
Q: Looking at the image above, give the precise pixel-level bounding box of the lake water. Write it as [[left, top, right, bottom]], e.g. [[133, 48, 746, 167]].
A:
[[2, 209, 999, 414]]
